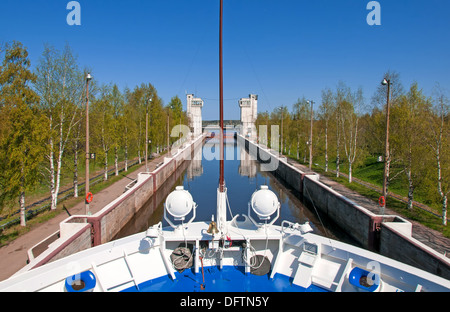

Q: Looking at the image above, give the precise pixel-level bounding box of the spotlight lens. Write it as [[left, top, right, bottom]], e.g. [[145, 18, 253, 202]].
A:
[[251, 186, 279, 220], [165, 186, 194, 219]]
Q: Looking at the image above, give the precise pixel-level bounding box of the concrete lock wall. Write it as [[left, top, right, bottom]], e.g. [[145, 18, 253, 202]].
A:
[[111, 158, 193, 240], [241, 135, 378, 249], [25, 217, 92, 271], [23, 134, 205, 272], [90, 135, 204, 246], [302, 176, 377, 249], [241, 135, 450, 278], [380, 219, 450, 280]]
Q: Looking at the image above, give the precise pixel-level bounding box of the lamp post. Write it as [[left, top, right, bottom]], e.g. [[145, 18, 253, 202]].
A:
[[146, 97, 152, 172], [381, 78, 391, 214], [307, 100, 315, 170], [85, 73, 92, 215]]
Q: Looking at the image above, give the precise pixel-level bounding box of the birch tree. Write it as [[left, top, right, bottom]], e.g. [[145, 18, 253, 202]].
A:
[[91, 85, 115, 181], [391, 83, 431, 210], [292, 98, 310, 162], [319, 88, 335, 172], [340, 87, 363, 183], [169, 95, 183, 129], [127, 85, 146, 163], [426, 86, 450, 225], [111, 84, 124, 176], [334, 82, 348, 178], [123, 87, 137, 171], [71, 116, 82, 198], [34, 44, 84, 210]]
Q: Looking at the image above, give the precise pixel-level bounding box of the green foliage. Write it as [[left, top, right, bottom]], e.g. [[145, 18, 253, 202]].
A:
[[0, 41, 188, 223], [0, 42, 47, 216], [91, 85, 115, 174], [258, 74, 449, 226], [33, 43, 87, 210], [169, 95, 183, 125]]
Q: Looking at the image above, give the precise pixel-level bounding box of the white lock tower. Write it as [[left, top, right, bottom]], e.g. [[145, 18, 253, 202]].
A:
[[186, 94, 204, 138], [239, 94, 258, 140]]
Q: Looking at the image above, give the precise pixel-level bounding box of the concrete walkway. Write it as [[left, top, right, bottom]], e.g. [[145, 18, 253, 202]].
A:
[[287, 158, 450, 258], [0, 155, 166, 282]]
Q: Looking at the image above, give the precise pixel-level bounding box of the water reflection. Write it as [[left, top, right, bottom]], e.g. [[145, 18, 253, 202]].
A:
[[115, 131, 357, 245], [187, 145, 203, 179]]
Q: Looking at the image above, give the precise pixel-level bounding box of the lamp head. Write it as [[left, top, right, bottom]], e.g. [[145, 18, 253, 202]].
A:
[[163, 186, 197, 229], [250, 185, 279, 220], [381, 78, 389, 86], [86, 73, 93, 81], [165, 186, 195, 221], [247, 185, 280, 227]]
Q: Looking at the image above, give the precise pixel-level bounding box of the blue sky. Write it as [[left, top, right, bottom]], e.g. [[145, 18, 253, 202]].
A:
[[1, 0, 449, 120]]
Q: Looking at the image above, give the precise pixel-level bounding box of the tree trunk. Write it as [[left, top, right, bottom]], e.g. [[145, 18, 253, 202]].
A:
[[53, 121, 64, 210], [406, 168, 414, 210], [336, 133, 340, 178], [348, 162, 353, 183], [125, 143, 128, 172], [138, 119, 142, 164], [19, 169, 26, 227], [73, 123, 81, 198], [115, 146, 119, 176], [104, 150, 108, 181], [442, 195, 448, 226], [435, 141, 448, 225], [407, 188, 414, 210], [303, 145, 307, 163], [73, 140, 78, 198], [336, 154, 340, 178], [125, 127, 128, 172], [49, 131, 57, 210], [436, 153, 448, 225]]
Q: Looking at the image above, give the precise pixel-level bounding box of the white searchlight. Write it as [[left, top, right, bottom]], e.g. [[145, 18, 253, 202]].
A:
[[248, 185, 280, 227], [164, 186, 197, 229]]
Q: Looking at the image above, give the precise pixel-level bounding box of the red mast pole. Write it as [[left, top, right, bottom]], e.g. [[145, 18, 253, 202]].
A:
[[219, 0, 225, 192]]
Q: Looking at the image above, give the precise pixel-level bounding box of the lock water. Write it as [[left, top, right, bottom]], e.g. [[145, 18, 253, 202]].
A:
[[114, 131, 357, 246]]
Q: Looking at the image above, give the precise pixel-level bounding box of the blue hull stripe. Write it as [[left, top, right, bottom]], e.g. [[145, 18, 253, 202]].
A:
[[122, 266, 329, 292]]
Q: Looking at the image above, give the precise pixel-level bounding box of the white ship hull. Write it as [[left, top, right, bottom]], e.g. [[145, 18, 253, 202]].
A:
[[1, 216, 448, 292]]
